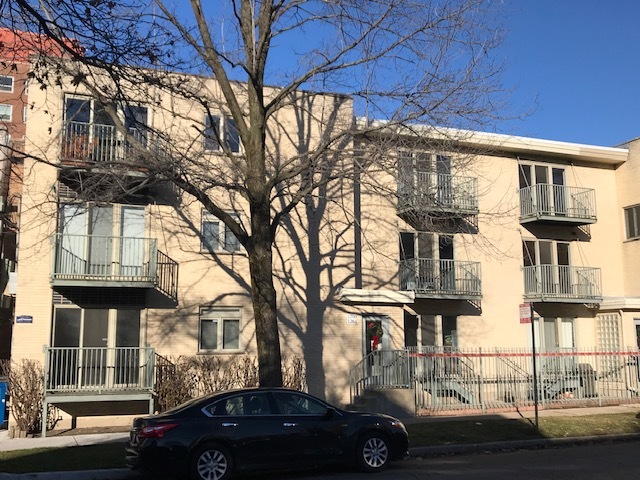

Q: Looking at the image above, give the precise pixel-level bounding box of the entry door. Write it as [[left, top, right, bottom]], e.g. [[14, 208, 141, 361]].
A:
[[436, 155, 452, 204], [81, 309, 109, 386], [115, 310, 142, 385], [88, 206, 113, 276], [124, 105, 149, 147], [51, 309, 82, 387], [120, 207, 146, 277], [363, 315, 390, 356], [417, 233, 435, 289], [439, 235, 455, 291], [59, 205, 88, 274], [552, 168, 567, 215]]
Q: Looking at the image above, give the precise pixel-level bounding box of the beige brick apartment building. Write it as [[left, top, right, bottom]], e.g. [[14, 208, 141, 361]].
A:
[[7, 63, 640, 426]]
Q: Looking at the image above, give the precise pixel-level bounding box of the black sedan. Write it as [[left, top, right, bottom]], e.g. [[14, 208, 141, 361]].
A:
[[125, 387, 408, 480]]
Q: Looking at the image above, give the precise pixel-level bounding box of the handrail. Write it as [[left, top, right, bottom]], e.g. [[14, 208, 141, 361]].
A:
[[398, 172, 478, 213], [399, 258, 481, 296], [61, 121, 158, 164], [523, 264, 602, 300], [44, 346, 155, 392], [519, 184, 596, 221], [51, 233, 178, 300]]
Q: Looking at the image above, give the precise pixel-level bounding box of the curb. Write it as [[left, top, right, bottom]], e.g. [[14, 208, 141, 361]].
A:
[[407, 432, 640, 457], [0, 470, 138, 480]]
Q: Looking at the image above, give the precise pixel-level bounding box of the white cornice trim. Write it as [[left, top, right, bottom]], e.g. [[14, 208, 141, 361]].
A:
[[336, 288, 415, 305], [599, 297, 640, 310], [356, 119, 628, 165]]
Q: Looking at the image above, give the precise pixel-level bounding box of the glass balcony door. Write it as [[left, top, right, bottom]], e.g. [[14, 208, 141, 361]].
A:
[[51, 307, 142, 389], [59, 204, 146, 279]]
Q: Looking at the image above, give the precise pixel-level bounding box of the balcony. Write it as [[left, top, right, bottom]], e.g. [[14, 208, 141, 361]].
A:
[[398, 172, 479, 216], [399, 258, 481, 299], [60, 121, 162, 171], [51, 234, 178, 307], [42, 346, 155, 436], [519, 184, 596, 225], [523, 265, 602, 303]]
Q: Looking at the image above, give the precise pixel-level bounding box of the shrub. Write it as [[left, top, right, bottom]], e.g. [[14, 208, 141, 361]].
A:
[[154, 354, 306, 412], [0, 359, 45, 434]]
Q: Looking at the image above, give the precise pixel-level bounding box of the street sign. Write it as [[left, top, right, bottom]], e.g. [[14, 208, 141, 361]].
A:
[[519, 303, 531, 324]]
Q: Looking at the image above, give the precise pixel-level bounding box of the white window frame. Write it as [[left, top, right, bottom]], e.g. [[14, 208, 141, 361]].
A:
[[624, 205, 640, 240], [198, 307, 241, 352], [201, 211, 241, 253], [0, 104, 12, 122], [203, 114, 240, 153], [0, 76, 13, 93], [532, 317, 575, 352]]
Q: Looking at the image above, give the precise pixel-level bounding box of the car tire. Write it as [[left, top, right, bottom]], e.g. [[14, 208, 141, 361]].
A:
[[190, 443, 233, 480], [356, 431, 391, 472]]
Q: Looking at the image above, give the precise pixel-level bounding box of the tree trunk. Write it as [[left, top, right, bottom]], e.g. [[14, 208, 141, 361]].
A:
[[247, 201, 283, 387]]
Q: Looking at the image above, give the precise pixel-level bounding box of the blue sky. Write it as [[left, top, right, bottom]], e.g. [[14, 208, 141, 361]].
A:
[[498, 1, 640, 146]]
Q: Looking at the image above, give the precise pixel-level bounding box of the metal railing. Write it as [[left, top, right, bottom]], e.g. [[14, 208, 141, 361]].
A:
[[519, 184, 596, 222], [61, 121, 158, 164], [51, 233, 178, 299], [350, 347, 640, 414], [350, 350, 412, 403], [398, 172, 478, 214], [523, 264, 602, 302], [44, 346, 155, 393], [399, 258, 481, 297]]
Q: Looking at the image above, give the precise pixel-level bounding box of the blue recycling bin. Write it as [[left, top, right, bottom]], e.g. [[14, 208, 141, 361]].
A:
[[0, 380, 7, 425]]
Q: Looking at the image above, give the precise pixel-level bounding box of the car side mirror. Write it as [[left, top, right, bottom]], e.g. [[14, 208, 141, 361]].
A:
[[324, 407, 336, 420]]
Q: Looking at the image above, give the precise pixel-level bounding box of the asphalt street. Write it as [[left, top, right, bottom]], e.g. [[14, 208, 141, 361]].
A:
[[244, 439, 640, 480]]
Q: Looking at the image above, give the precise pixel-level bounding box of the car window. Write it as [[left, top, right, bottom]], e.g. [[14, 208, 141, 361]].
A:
[[206, 393, 272, 416], [272, 392, 328, 415]]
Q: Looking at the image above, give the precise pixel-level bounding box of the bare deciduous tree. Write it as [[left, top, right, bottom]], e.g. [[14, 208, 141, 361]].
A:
[[3, 0, 504, 387]]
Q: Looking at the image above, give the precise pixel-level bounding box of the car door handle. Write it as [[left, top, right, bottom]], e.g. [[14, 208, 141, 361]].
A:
[[283, 423, 298, 427], [222, 423, 238, 427]]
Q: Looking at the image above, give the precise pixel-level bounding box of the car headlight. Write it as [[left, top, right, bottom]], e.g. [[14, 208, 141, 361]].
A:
[[390, 420, 406, 430]]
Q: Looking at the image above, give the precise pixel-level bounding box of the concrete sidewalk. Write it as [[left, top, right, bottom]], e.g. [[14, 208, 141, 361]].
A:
[[1, 404, 640, 479]]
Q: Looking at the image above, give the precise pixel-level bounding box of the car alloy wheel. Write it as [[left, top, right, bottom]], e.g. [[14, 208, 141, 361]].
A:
[[191, 443, 232, 480], [357, 433, 390, 472]]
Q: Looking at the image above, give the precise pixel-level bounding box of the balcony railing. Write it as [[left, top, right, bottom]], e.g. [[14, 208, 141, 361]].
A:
[[398, 172, 478, 215], [44, 346, 154, 393], [61, 121, 158, 165], [399, 258, 481, 298], [51, 233, 178, 300], [519, 184, 596, 224], [523, 265, 602, 302]]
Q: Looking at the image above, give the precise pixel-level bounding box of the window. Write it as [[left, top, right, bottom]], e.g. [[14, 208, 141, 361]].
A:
[[207, 393, 272, 416], [0, 104, 12, 122], [0, 76, 13, 93], [199, 307, 240, 351], [442, 316, 458, 347], [532, 317, 574, 352], [203, 114, 240, 153], [23, 106, 27, 122], [272, 391, 328, 415], [201, 211, 241, 252], [625, 205, 640, 240]]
